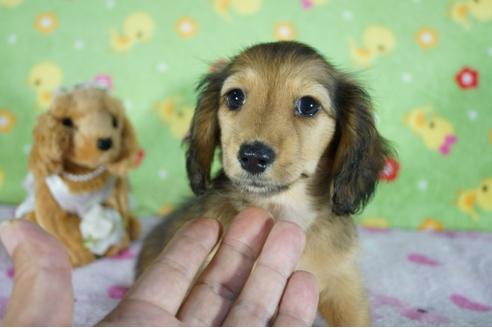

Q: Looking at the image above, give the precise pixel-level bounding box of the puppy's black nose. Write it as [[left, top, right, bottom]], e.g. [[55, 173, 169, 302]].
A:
[[238, 142, 275, 174], [97, 138, 113, 151]]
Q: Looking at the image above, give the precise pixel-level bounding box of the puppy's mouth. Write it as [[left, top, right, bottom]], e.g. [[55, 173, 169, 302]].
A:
[[230, 173, 308, 195], [239, 181, 289, 194]]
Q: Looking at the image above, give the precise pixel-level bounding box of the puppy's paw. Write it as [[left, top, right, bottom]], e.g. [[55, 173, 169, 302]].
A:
[[68, 246, 95, 267], [127, 216, 141, 241]]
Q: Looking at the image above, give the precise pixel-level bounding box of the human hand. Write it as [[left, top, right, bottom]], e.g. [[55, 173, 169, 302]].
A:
[[0, 218, 73, 326], [0, 208, 319, 326]]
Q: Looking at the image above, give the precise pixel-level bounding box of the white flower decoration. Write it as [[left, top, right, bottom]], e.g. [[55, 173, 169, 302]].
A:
[[80, 205, 124, 255]]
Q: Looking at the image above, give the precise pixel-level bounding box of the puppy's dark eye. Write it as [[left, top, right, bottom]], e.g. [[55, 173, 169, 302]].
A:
[[112, 115, 118, 128], [225, 89, 245, 110], [62, 117, 74, 127], [295, 96, 320, 117]]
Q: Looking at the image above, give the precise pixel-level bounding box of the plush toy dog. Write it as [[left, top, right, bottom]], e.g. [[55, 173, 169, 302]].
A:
[[16, 85, 141, 267]]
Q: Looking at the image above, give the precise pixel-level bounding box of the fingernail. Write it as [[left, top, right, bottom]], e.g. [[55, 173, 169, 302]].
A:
[[0, 219, 13, 231]]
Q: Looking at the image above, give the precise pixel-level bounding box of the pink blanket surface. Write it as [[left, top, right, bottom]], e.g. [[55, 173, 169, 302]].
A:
[[0, 205, 491, 326]]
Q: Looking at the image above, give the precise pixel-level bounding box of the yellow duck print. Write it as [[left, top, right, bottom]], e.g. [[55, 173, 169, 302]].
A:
[[457, 179, 492, 220], [111, 12, 154, 53], [451, 0, 492, 28], [27, 62, 63, 109], [350, 25, 396, 67], [361, 217, 389, 229], [404, 106, 457, 155], [1, 0, 21, 7], [155, 98, 193, 139], [110, 31, 133, 53], [213, 0, 262, 20]]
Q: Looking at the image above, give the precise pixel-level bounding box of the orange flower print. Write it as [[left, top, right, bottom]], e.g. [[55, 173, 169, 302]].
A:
[[274, 21, 296, 41], [419, 218, 444, 232], [0, 109, 15, 133], [175, 17, 198, 38], [34, 12, 58, 34], [416, 28, 438, 49]]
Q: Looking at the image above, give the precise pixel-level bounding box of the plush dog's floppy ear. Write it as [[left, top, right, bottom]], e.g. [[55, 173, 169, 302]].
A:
[[107, 99, 139, 176], [186, 67, 229, 195], [329, 76, 392, 216], [29, 111, 70, 178]]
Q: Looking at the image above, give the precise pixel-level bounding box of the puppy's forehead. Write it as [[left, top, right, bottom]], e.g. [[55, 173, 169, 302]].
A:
[[235, 52, 330, 78], [222, 53, 335, 110]]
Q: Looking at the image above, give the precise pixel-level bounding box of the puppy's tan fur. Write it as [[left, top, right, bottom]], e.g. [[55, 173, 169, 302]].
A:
[[137, 42, 391, 326], [26, 87, 141, 267]]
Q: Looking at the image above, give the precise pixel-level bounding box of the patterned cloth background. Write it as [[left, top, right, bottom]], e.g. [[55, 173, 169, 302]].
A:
[[0, 0, 491, 231]]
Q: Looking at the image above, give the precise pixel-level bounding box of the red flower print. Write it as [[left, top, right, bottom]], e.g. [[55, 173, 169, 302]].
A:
[[380, 158, 399, 182], [209, 59, 228, 73], [133, 148, 145, 167], [455, 67, 478, 90]]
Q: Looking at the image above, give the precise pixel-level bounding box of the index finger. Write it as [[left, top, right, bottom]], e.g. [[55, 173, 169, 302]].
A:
[[119, 218, 220, 316]]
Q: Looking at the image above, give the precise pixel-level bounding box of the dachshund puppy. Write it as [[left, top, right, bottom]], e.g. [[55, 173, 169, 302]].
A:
[[17, 86, 141, 267], [137, 41, 391, 326]]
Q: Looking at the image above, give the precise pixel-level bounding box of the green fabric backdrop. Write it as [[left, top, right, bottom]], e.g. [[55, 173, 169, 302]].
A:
[[0, 0, 491, 231]]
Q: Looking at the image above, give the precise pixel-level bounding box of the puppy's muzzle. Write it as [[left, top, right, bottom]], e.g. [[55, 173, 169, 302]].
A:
[[238, 142, 275, 174], [97, 138, 113, 151]]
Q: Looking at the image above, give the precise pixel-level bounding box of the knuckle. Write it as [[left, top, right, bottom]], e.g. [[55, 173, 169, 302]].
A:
[[233, 300, 274, 325]]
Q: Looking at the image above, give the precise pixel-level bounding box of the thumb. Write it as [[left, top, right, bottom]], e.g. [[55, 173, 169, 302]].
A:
[[0, 219, 74, 326]]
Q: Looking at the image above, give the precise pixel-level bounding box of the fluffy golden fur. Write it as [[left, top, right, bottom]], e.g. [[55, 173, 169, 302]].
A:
[[25, 87, 141, 267], [137, 41, 392, 326]]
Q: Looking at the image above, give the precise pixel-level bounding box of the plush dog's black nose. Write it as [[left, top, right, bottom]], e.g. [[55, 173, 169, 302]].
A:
[[238, 142, 275, 174], [97, 138, 113, 151]]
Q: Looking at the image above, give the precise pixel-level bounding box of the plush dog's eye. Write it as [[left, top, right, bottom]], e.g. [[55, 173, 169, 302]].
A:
[[62, 117, 74, 127], [225, 89, 245, 110], [112, 115, 118, 128], [295, 96, 320, 117]]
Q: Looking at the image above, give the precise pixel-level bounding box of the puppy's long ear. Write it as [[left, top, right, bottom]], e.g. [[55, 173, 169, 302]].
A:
[[108, 99, 139, 176], [29, 111, 70, 178], [330, 76, 392, 216], [186, 67, 228, 195]]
